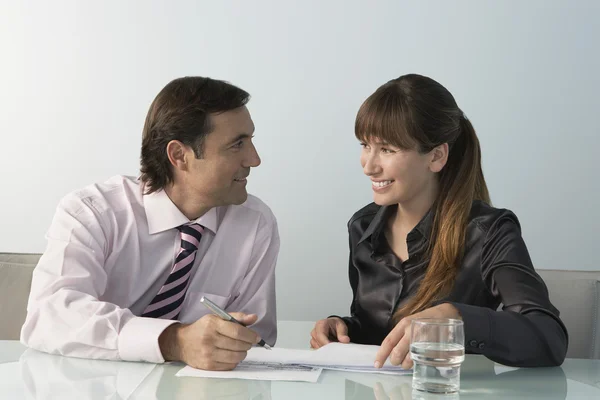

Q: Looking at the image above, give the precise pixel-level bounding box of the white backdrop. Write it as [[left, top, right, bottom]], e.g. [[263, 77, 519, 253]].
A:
[[1, 0, 598, 320]]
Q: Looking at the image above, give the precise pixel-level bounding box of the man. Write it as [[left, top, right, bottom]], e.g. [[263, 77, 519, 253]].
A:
[[21, 77, 279, 371]]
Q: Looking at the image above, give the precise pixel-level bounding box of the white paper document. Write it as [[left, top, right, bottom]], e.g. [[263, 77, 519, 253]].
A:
[[176, 343, 410, 382], [176, 362, 323, 383]]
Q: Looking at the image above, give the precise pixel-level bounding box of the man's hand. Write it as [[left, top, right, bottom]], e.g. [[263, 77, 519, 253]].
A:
[[310, 317, 351, 349], [159, 313, 261, 370], [374, 303, 461, 369]]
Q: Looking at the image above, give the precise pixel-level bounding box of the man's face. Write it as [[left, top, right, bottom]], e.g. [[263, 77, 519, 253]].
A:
[[181, 106, 260, 207]]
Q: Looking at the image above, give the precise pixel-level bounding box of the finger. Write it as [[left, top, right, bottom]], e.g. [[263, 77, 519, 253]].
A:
[[216, 319, 260, 344], [310, 338, 321, 349], [314, 322, 333, 346], [338, 335, 350, 343], [310, 328, 328, 346], [401, 352, 413, 370], [310, 328, 318, 341], [390, 334, 411, 366], [335, 320, 350, 343], [374, 321, 408, 368], [209, 347, 248, 365], [309, 329, 319, 347], [229, 312, 258, 326], [194, 360, 239, 371], [213, 333, 255, 352]]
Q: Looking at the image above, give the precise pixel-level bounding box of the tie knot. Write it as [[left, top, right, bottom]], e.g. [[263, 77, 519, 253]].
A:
[[178, 223, 204, 250]]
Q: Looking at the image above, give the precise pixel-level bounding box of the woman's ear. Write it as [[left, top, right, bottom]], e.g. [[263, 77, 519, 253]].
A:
[[429, 143, 449, 173]]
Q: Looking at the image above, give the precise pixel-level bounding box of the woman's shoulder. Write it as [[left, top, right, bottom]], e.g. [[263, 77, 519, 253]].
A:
[[469, 200, 522, 237], [347, 202, 383, 244], [347, 202, 381, 228]]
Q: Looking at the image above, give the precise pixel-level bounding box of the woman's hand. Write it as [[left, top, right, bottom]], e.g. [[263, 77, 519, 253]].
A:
[[374, 303, 461, 369], [310, 317, 351, 349]]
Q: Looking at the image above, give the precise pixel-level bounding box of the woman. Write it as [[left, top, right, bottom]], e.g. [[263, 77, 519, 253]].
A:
[[310, 74, 567, 368]]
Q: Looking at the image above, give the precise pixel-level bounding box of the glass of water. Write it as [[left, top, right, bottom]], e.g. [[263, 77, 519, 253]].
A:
[[410, 318, 465, 394]]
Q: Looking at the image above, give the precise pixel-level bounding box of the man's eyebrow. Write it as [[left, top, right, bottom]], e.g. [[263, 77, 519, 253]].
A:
[[226, 133, 253, 145]]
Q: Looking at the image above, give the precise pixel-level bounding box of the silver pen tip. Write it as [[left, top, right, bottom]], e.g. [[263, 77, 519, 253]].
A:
[[263, 343, 272, 350]]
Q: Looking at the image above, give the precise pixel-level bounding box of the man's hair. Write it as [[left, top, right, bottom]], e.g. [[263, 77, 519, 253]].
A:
[[140, 76, 250, 193]]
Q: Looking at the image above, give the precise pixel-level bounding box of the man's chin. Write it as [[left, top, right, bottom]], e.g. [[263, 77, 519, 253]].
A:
[[229, 192, 248, 206]]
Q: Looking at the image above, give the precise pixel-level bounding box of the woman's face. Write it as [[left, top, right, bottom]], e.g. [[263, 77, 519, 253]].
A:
[[360, 139, 444, 207]]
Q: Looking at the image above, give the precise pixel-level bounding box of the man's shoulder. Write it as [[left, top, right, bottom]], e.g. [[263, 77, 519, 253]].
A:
[[236, 194, 276, 224], [217, 194, 278, 244], [219, 194, 277, 232], [59, 175, 141, 215]]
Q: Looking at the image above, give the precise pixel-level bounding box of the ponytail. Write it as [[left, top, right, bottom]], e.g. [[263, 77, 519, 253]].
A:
[[392, 114, 490, 321]]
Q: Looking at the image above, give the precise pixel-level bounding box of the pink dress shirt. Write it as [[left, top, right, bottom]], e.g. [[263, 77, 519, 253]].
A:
[[21, 175, 279, 363]]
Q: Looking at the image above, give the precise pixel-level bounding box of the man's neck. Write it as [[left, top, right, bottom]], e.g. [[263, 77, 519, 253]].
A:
[[164, 184, 212, 221]]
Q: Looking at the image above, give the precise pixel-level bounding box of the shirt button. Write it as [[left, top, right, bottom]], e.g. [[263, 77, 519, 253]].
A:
[[469, 340, 478, 348], [478, 342, 486, 350]]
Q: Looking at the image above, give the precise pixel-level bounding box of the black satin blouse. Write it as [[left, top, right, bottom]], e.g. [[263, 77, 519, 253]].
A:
[[338, 201, 568, 367]]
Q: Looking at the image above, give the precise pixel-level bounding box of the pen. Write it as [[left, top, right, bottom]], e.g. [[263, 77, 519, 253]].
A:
[[200, 296, 272, 350]]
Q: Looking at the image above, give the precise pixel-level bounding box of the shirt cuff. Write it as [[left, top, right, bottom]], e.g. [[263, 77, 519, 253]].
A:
[[446, 302, 493, 354], [118, 317, 178, 363]]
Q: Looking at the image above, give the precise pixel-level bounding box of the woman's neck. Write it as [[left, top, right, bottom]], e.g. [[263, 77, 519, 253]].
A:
[[392, 180, 439, 233]]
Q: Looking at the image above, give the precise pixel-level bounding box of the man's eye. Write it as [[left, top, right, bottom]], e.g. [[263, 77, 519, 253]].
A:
[[232, 140, 244, 149]]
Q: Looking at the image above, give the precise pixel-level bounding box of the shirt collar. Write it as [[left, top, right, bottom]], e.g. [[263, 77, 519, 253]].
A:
[[143, 188, 218, 235], [357, 204, 435, 248], [357, 205, 394, 246], [414, 207, 435, 239]]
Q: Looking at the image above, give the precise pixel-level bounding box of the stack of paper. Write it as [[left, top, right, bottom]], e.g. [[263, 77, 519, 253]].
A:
[[244, 342, 408, 374], [176, 343, 410, 382]]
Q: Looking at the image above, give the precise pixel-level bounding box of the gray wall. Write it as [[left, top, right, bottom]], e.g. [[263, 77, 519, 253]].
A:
[[1, 0, 598, 321]]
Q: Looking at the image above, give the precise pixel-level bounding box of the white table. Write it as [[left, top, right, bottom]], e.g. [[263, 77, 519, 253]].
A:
[[1, 321, 598, 399]]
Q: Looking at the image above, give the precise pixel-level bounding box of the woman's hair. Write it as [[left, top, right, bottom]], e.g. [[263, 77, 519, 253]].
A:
[[355, 74, 491, 320]]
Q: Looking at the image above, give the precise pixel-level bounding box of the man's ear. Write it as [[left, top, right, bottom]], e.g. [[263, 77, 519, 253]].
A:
[[166, 140, 189, 171], [429, 143, 449, 173]]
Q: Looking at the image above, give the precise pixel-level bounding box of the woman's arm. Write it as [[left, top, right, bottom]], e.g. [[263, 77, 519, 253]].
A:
[[450, 212, 568, 367]]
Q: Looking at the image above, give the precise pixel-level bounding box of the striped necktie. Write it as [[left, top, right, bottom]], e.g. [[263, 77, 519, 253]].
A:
[[142, 223, 204, 320]]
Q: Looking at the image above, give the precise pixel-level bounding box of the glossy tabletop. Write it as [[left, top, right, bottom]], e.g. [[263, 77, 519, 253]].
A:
[[1, 321, 598, 399]]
